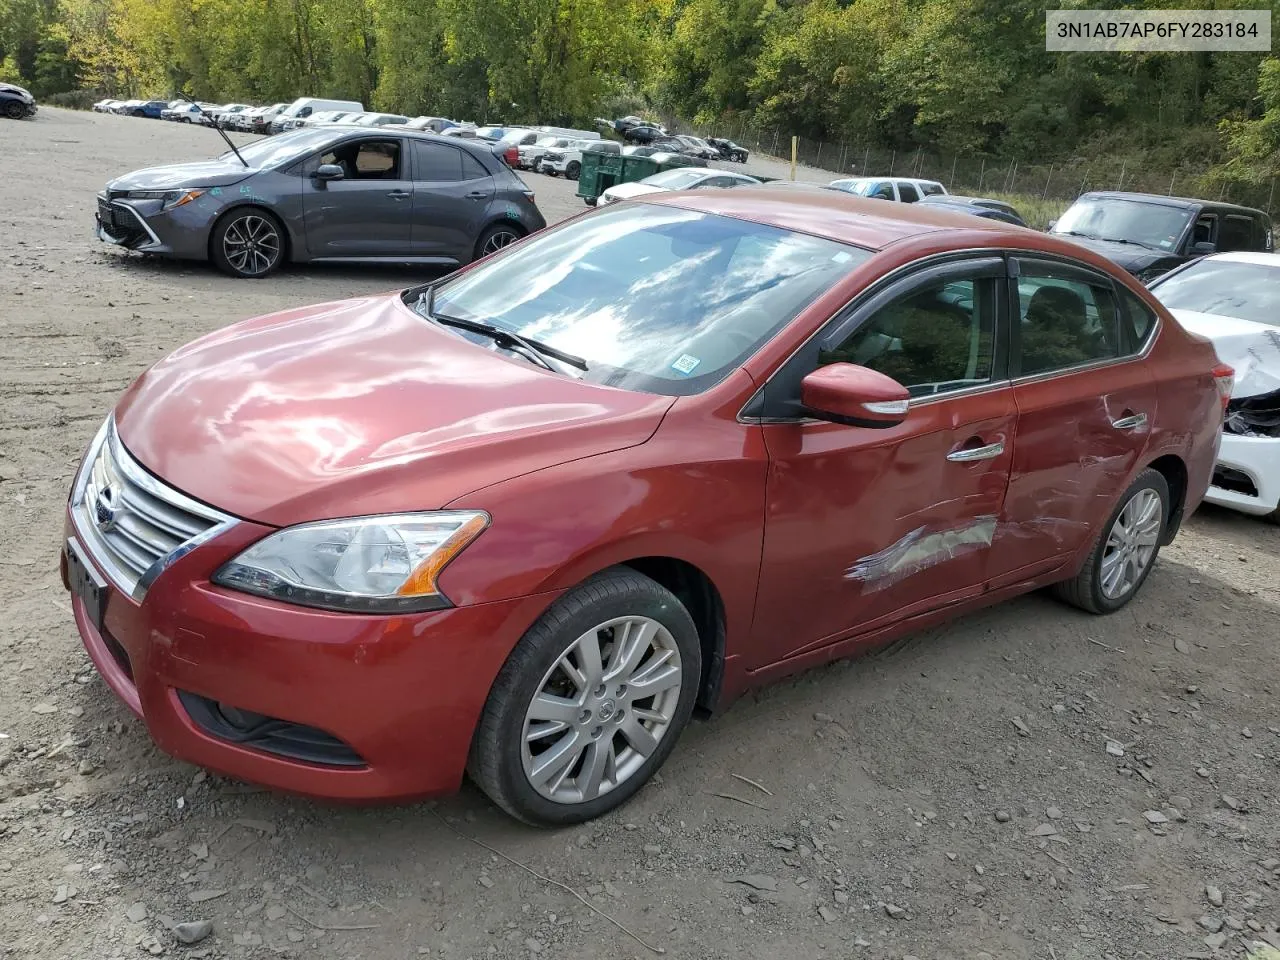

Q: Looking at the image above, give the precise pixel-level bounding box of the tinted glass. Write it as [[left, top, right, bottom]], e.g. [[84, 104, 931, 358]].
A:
[[868, 182, 894, 200], [821, 278, 995, 397], [1052, 199, 1192, 252], [222, 128, 347, 168], [1116, 286, 1159, 349], [643, 169, 708, 189], [412, 141, 463, 181], [1217, 216, 1255, 253], [461, 151, 488, 179], [429, 205, 871, 396], [1151, 259, 1280, 327], [920, 182, 945, 196], [1016, 273, 1120, 375], [318, 140, 402, 179], [897, 182, 920, 203]]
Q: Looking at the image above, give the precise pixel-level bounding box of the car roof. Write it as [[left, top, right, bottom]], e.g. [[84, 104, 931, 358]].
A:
[[1202, 251, 1280, 266], [643, 184, 1044, 252], [1080, 191, 1268, 217]]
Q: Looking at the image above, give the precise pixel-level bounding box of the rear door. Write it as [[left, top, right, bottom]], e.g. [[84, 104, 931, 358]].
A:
[[301, 136, 413, 257], [409, 140, 493, 261], [748, 256, 1016, 667], [986, 256, 1157, 588]]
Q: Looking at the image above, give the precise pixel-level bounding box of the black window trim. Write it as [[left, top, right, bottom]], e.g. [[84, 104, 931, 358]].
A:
[[1008, 253, 1160, 384], [742, 253, 1011, 422]]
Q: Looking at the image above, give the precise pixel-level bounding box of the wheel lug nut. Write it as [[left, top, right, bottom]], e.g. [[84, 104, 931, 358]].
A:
[[590, 726, 602, 739], [577, 709, 591, 724], [593, 684, 606, 698], [616, 684, 627, 697], [614, 709, 625, 723]]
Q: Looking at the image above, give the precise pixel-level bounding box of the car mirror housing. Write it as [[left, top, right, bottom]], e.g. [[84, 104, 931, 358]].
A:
[[314, 164, 345, 184], [800, 363, 910, 428], [1190, 241, 1217, 255]]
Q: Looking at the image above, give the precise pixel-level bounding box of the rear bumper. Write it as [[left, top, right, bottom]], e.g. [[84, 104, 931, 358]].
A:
[[63, 511, 559, 802], [1204, 432, 1280, 517]]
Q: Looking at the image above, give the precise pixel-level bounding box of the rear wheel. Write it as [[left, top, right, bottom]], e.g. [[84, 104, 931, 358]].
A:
[[566, 161, 581, 181], [210, 209, 285, 279], [468, 569, 701, 825], [473, 223, 523, 261], [1053, 468, 1169, 613]]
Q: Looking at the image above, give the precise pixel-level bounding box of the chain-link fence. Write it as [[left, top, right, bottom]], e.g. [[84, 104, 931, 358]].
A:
[[692, 117, 1277, 217]]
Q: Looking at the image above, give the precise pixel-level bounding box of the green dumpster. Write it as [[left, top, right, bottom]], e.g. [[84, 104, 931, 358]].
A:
[[577, 143, 625, 205]]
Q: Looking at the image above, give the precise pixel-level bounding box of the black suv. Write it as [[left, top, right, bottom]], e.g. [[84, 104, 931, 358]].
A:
[[1048, 191, 1274, 283]]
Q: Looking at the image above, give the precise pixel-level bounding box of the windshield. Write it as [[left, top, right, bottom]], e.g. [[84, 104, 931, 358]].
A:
[[425, 204, 870, 395], [643, 169, 708, 189], [217, 128, 341, 168], [1052, 198, 1192, 250], [1152, 258, 1280, 327], [535, 136, 561, 146]]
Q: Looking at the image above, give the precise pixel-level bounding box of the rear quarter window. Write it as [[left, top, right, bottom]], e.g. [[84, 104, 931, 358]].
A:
[[1116, 286, 1159, 354]]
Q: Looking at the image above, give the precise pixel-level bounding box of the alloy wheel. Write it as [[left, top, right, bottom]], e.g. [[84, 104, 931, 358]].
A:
[[1099, 487, 1163, 600], [481, 228, 520, 256], [222, 214, 281, 276], [521, 615, 682, 805]]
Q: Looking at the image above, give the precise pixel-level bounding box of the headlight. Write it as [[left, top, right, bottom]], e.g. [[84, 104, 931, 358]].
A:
[[124, 189, 205, 209], [213, 511, 488, 613]]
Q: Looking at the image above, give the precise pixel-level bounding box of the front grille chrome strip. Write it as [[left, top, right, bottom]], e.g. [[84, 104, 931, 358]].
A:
[[70, 418, 238, 602]]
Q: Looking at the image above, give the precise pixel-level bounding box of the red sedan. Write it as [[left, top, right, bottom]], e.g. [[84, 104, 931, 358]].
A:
[[62, 187, 1232, 825]]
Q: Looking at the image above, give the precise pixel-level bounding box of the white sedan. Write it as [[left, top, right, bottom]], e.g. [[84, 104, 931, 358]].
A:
[[1150, 251, 1280, 521], [597, 167, 761, 206]]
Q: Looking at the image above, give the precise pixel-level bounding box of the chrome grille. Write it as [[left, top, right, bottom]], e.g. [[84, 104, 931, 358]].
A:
[[70, 420, 237, 600]]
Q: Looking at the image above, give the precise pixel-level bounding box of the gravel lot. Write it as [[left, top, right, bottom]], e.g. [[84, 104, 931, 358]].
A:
[[2, 108, 1280, 960]]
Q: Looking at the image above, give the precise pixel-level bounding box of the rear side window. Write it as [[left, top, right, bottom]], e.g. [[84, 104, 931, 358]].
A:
[[461, 151, 488, 179], [897, 182, 920, 203], [413, 141, 463, 181], [1115, 286, 1159, 353], [1218, 215, 1256, 253], [920, 182, 945, 197], [1014, 268, 1121, 376]]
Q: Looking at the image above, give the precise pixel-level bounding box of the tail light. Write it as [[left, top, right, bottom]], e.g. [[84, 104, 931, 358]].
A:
[[1212, 363, 1235, 415], [504, 146, 519, 166]]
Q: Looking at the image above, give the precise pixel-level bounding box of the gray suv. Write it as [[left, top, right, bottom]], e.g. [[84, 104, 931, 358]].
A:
[[95, 127, 546, 278]]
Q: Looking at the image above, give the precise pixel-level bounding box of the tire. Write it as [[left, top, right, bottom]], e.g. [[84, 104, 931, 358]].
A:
[[565, 161, 581, 181], [4, 101, 25, 120], [584, 197, 597, 207], [468, 568, 702, 826], [473, 223, 523, 261], [209, 209, 285, 279], [1053, 468, 1170, 614], [131, 110, 145, 118]]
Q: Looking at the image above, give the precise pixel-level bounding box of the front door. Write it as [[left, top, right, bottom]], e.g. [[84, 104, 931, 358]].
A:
[[409, 140, 493, 261], [748, 257, 1016, 669], [302, 137, 413, 258], [986, 257, 1157, 588]]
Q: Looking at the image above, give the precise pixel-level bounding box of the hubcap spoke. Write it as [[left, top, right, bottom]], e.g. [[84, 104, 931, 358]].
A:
[[528, 730, 583, 789], [527, 692, 582, 725], [578, 739, 612, 800], [620, 716, 659, 758], [1100, 487, 1163, 599], [575, 631, 604, 687]]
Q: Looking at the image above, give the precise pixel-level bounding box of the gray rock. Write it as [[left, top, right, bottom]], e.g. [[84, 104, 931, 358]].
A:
[[1030, 823, 1058, 836], [884, 903, 906, 919], [641, 844, 662, 856], [77, 759, 97, 776], [994, 810, 1011, 823], [1174, 637, 1190, 654], [52, 885, 70, 904], [728, 875, 777, 892], [173, 921, 213, 945], [126, 903, 148, 923], [964, 882, 987, 897], [1241, 727, 1253, 739], [524, 938, 543, 953], [1142, 810, 1169, 824], [1198, 916, 1224, 933], [1045, 806, 1063, 820], [817, 905, 836, 922], [1205, 884, 1223, 907], [1220, 795, 1242, 812], [30, 703, 57, 714], [770, 837, 796, 851], [1106, 740, 1126, 757], [740, 904, 753, 916], [1204, 932, 1227, 950], [1224, 916, 1244, 931]]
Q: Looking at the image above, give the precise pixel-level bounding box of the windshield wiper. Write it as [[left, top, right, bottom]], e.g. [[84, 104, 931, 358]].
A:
[[1097, 236, 1156, 249], [415, 289, 587, 372], [1055, 229, 1101, 240]]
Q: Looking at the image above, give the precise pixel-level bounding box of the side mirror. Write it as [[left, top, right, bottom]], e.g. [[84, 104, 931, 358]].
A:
[[314, 163, 345, 184], [800, 363, 910, 428], [1046, 219, 1057, 231], [1190, 240, 1217, 255]]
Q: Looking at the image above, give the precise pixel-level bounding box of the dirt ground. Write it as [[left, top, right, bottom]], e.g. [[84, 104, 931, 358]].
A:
[[2, 108, 1279, 960]]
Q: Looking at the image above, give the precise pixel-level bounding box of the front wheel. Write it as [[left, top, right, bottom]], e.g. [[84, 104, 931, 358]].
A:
[[210, 209, 285, 278], [1053, 468, 1170, 613], [468, 569, 701, 825], [565, 161, 581, 181], [5, 101, 28, 119]]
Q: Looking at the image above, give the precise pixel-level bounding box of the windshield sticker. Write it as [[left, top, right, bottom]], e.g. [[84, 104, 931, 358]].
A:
[[670, 354, 701, 376]]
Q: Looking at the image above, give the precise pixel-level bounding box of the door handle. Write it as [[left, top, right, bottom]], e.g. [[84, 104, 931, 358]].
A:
[[386, 189, 410, 200], [947, 440, 1005, 463], [1110, 412, 1147, 431], [466, 191, 488, 200]]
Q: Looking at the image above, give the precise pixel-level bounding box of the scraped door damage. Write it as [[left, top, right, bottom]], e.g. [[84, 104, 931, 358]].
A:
[[845, 515, 998, 592]]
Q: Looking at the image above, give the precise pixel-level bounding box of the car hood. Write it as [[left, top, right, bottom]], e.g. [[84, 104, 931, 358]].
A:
[[107, 158, 257, 191], [604, 183, 668, 202], [1169, 309, 1280, 399], [113, 294, 675, 527]]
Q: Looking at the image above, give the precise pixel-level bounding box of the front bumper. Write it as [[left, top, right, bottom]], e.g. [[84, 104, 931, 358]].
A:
[[63, 509, 559, 801], [1204, 432, 1280, 517], [95, 194, 216, 259]]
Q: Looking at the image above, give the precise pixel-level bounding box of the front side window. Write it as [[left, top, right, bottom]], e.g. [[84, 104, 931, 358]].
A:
[[1052, 199, 1193, 252], [426, 205, 872, 396], [1015, 270, 1120, 376], [320, 139, 402, 179], [867, 181, 895, 200], [820, 278, 996, 397]]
